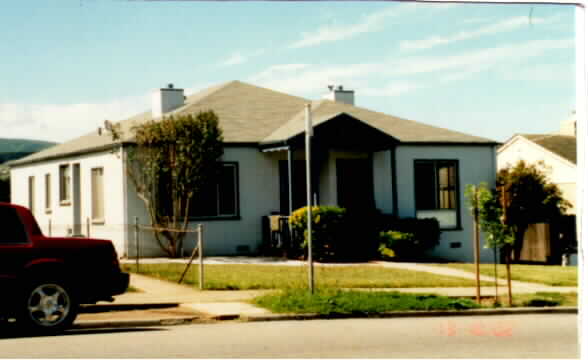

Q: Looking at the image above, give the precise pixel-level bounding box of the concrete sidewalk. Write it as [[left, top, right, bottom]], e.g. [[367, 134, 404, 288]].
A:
[[75, 259, 577, 328]]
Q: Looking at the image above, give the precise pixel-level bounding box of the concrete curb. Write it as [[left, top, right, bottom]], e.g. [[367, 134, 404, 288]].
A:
[[79, 303, 180, 313], [72, 317, 209, 330], [73, 307, 578, 329], [240, 306, 578, 322]]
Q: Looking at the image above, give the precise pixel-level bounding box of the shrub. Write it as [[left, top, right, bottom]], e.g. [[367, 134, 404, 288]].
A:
[[378, 218, 441, 260], [289, 206, 347, 262], [379, 231, 414, 259]]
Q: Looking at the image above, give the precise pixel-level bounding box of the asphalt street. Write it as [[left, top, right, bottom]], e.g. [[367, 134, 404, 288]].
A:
[[0, 313, 579, 359]]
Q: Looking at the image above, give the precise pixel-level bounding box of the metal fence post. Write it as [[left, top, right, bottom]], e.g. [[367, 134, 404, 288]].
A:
[[134, 216, 139, 272], [199, 224, 204, 290]]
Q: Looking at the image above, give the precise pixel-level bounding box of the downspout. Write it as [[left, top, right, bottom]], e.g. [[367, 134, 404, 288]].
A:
[[390, 146, 399, 216], [288, 145, 293, 215], [121, 144, 129, 258]]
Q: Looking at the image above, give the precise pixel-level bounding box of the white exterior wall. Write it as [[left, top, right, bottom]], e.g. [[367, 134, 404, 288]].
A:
[[395, 145, 497, 263], [125, 147, 281, 256], [497, 137, 577, 214], [10, 149, 127, 256], [373, 150, 394, 214]]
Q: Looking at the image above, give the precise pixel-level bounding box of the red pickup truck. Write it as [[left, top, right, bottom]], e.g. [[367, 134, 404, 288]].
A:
[[0, 203, 129, 332]]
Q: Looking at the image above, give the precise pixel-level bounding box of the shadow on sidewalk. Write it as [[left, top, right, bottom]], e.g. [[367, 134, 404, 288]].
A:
[[0, 320, 165, 340]]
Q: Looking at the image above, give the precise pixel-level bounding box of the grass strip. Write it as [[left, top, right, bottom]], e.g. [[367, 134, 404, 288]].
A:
[[122, 263, 495, 290], [253, 289, 481, 315], [487, 292, 577, 308], [433, 263, 577, 286]]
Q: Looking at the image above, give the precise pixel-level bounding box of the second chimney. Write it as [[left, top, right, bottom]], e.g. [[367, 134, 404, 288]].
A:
[[323, 85, 354, 106], [152, 83, 185, 118]]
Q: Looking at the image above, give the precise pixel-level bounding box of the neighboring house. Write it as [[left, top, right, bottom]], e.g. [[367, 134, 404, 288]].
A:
[[497, 114, 577, 214], [9, 81, 499, 262]]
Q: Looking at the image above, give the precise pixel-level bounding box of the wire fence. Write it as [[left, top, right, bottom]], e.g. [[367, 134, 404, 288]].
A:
[[42, 217, 207, 289]]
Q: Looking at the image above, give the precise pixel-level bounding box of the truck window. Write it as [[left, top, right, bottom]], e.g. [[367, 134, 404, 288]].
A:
[[0, 207, 29, 244]]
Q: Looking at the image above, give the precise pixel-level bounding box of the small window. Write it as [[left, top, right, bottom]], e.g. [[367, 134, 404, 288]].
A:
[[0, 206, 29, 244], [91, 167, 105, 222], [414, 160, 460, 229], [190, 162, 239, 218], [45, 173, 51, 212], [59, 164, 71, 203], [28, 176, 35, 214]]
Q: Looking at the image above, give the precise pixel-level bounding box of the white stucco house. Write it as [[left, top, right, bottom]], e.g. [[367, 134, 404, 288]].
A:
[[497, 114, 577, 214], [9, 81, 499, 262]]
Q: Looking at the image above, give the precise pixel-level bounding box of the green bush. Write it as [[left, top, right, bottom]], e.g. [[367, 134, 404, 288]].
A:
[[289, 206, 347, 262], [378, 218, 441, 260], [289, 206, 380, 262], [379, 231, 414, 259]]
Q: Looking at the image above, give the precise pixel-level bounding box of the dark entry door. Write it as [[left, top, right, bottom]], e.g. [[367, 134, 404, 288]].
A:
[[336, 159, 375, 211]]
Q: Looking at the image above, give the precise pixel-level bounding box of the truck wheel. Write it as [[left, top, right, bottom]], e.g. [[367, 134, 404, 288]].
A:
[[19, 281, 78, 333]]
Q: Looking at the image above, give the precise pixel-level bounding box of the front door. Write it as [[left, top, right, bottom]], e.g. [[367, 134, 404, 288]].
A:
[[336, 159, 375, 212]]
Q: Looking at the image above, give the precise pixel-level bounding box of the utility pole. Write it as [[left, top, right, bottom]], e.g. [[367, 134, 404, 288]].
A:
[[472, 186, 481, 304], [305, 104, 314, 294], [501, 186, 513, 307]]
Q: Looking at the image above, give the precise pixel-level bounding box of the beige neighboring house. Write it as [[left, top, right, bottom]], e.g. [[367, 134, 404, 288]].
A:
[[9, 81, 499, 262], [497, 114, 577, 214]]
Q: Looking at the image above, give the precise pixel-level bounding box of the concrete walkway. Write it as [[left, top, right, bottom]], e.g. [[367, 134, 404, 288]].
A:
[[77, 258, 577, 327]]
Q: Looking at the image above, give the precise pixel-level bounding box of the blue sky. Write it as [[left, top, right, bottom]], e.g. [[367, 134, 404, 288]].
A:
[[0, 0, 576, 143]]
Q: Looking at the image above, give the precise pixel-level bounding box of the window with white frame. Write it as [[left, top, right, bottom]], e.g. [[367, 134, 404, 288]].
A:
[[414, 160, 460, 229], [59, 164, 71, 203], [91, 167, 105, 222], [45, 173, 51, 212], [28, 176, 35, 214]]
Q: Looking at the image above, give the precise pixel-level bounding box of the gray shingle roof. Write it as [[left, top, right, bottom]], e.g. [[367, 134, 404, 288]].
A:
[[262, 99, 494, 144], [10, 80, 496, 167], [522, 134, 577, 164]]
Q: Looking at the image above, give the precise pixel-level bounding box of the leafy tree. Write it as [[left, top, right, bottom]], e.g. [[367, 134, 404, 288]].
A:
[[117, 111, 223, 257], [497, 160, 570, 261], [466, 182, 515, 305], [465, 183, 514, 250]]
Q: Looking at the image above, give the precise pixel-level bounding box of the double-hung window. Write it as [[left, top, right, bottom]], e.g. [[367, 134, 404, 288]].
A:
[[59, 164, 71, 204], [45, 174, 51, 212], [28, 176, 35, 214], [414, 160, 460, 229], [91, 167, 105, 222], [190, 162, 239, 218]]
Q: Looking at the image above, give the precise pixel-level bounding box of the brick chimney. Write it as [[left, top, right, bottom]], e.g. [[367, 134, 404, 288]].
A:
[[559, 112, 577, 137], [152, 83, 185, 118]]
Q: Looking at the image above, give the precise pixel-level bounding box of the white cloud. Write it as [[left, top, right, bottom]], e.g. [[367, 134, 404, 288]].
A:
[[497, 63, 575, 82], [0, 81, 220, 143], [0, 94, 150, 143], [400, 14, 563, 51], [221, 52, 247, 66], [361, 82, 424, 97], [289, 4, 417, 49], [249, 38, 573, 96], [220, 49, 266, 67]]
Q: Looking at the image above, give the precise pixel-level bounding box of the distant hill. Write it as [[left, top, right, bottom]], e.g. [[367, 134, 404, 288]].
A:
[[0, 138, 57, 164], [0, 138, 56, 153]]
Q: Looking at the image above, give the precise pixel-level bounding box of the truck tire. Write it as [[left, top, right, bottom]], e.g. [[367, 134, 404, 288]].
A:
[[18, 280, 79, 333]]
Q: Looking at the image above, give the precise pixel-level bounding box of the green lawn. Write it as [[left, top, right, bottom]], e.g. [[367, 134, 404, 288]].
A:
[[253, 289, 481, 314], [253, 290, 577, 314], [122, 263, 495, 290], [433, 263, 578, 286]]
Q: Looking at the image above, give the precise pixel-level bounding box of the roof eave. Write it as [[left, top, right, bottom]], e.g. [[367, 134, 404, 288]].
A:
[[7, 142, 129, 168]]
